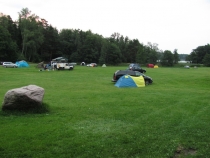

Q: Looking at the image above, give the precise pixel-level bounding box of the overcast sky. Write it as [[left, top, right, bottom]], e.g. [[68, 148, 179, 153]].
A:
[[1, 0, 210, 54]]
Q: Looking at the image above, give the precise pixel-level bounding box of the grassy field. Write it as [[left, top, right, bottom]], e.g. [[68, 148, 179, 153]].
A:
[[0, 64, 210, 158]]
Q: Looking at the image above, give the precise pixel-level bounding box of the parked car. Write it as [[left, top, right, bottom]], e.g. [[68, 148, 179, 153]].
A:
[[3, 62, 18, 68], [112, 70, 153, 85], [87, 63, 97, 67], [56, 63, 74, 70], [128, 63, 146, 73], [184, 65, 190, 69]]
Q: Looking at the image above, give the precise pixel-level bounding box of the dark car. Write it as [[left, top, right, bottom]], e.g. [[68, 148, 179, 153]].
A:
[[128, 63, 146, 73], [112, 70, 153, 85]]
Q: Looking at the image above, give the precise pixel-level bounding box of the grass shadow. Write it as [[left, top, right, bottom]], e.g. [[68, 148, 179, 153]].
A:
[[0, 102, 50, 116]]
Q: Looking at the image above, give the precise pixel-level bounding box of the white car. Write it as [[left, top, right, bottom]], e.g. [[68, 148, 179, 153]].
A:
[[3, 62, 18, 68], [86, 63, 97, 67], [56, 63, 74, 70]]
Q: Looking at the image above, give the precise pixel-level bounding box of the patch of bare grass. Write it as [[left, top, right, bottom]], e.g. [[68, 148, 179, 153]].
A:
[[174, 145, 197, 157]]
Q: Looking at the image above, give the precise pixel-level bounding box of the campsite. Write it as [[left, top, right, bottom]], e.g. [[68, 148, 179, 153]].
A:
[[0, 64, 210, 157]]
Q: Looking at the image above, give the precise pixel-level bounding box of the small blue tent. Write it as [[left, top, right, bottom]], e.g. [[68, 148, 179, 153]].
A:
[[15, 60, 29, 68], [115, 75, 145, 88]]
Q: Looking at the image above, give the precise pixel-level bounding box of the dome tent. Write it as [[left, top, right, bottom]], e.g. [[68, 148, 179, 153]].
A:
[[15, 60, 29, 68], [115, 75, 145, 88], [81, 62, 85, 66], [102, 64, 106, 67]]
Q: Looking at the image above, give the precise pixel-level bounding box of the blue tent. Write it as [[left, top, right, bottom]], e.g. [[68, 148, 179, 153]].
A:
[[15, 60, 29, 68], [115, 75, 145, 88]]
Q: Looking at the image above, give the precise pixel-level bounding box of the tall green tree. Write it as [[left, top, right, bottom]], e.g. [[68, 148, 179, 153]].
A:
[[189, 50, 198, 63], [40, 25, 59, 61], [125, 39, 140, 63], [18, 8, 44, 61], [148, 49, 158, 64], [79, 31, 102, 63], [136, 43, 145, 64], [108, 33, 130, 63], [58, 29, 74, 59], [190, 44, 210, 64], [173, 49, 179, 64], [203, 53, 210, 67], [106, 43, 122, 65], [145, 42, 159, 64], [161, 50, 174, 66], [185, 54, 191, 62], [99, 39, 109, 65], [118, 35, 129, 63], [0, 16, 19, 61]]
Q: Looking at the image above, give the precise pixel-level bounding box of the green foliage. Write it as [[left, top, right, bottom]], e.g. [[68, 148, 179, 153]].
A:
[[173, 49, 179, 64], [0, 16, 19, 61], [17, 52, 26, 61], [106, 43, 122, 65], [148, 49, 158, 64], [39, 25, 59, 61], [124, 39, 140, 62], [99, 40, 108, 65], [0, 66, 210, 157], [81, 34, 101, 63], [203, 53, 210, 67], [189, 44, 210, 64], [136, 44, 144, 64], [18, 8, 44, 62], [161, 50, 174, 66], [59, 29, 76, 60], [146, 42, 159, 64], [179, 54, 188, 61]]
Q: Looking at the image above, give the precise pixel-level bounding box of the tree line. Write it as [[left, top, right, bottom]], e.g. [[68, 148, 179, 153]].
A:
[[187, 44, 210, 66], [0, 8, 209, 66]]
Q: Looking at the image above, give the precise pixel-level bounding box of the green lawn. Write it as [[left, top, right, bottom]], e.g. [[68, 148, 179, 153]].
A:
[[0, 65, 210, 158]]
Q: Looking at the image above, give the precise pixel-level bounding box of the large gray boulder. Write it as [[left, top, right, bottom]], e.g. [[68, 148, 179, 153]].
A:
[[2, 85, 45, 110]]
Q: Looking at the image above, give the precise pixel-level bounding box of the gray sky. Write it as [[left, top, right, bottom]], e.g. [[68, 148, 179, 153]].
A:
[[1, 0, 210, 54]]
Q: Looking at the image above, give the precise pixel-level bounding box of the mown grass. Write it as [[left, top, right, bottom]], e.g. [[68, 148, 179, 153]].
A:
[[0, 65, 210, 157]]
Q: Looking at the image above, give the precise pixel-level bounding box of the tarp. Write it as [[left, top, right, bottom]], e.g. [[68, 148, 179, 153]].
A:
[[115, 75, 145, 88], [15, 60, 29, 68]]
